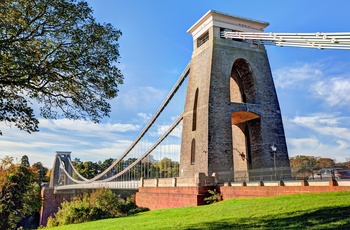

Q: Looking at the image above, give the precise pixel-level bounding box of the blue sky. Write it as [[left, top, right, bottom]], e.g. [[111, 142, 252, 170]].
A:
[[2, 0, 350, 167]]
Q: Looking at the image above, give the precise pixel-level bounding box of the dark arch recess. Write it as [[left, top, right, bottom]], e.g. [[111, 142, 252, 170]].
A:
[[230, 58, 256, 104]]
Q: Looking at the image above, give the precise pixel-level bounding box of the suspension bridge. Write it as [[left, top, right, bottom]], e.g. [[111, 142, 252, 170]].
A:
[[41, 10, 350, 226]]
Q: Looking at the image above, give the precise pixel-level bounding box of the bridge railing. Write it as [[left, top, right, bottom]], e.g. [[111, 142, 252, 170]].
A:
[[63, 163, 348, 186], [233, 165, 350, 182], [54, 165, 350, 192]]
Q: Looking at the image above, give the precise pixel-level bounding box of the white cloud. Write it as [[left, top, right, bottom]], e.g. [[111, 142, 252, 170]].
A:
[[152, 124, 182, 138], [71, 140, 133, 162], [274, 60, 350, 163], [284, 113, 350, 162], [137, 113, 152, 123], [290, 114, 350, 142], [314, 77, 350, 107], [0, 137, 71, 167], [273, 63, 323, 89], [288, 137, 324, 152], [287, 137, 350, 162], [0, 117, 142, 167], [291, 114, 339, 127], [39, 118, 140, 134], [0, 84, 177, 168], [273, 60, 350, 111], [0, 131, 134, 168]]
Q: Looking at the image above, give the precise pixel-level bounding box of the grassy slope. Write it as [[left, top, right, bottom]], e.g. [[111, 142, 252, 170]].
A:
[[48, 191, 350, 230]]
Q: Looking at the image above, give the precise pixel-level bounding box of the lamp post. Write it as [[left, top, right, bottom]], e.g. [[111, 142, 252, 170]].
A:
[[271, 144, 277, 180]]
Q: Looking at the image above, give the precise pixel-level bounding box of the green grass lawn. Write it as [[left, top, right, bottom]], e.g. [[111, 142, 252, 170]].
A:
[[47, 191, 350, 230]]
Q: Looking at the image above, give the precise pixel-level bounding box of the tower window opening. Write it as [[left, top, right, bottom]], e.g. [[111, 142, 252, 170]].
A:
[[191, 139, 196, 165], [192, 88, 199, 131], [197, 31, 209, 48]]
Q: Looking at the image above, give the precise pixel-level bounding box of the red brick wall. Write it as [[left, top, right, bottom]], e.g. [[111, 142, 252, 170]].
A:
[[219, 184, 350, 200], [136, 184, 350, 210], [135, 186, 213, 210]]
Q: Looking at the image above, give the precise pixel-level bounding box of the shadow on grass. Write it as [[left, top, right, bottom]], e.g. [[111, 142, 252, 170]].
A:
[[185, 206, 350, 230]]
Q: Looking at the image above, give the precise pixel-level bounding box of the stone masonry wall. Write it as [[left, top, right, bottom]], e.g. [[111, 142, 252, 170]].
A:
[[39, 187, 74, 226]]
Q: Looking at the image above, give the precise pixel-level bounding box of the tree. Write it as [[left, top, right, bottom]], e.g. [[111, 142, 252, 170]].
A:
[[73, 158, 82, 164], [316, 158, 335, 169], [20, 155, 30, 167], [0, 155, 14, 169], [289, 155, 318, 179], [99, 158, 115, 177], [154, 157, 179, 178], [99, 158, 114, 172], [0, 164, 41, 229], [32, 161, 49, 183], [335, 158, 350, 169], [78, 161, 99, 179], [0, 0, 123, 135]]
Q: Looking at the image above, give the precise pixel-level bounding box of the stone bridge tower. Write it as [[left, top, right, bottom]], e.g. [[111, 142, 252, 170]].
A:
[[49, 151, 73, 187], [179, 10, 290, 183]]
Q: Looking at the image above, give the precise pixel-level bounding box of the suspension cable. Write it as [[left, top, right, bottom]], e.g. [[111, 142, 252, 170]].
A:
[[57, 156, 87, 184], [221, 31, 350, 50], [79, 62, 190, 183], [67, 157, 89, 181], [97, 114, 183, 182], [58, 113, 183, 184]]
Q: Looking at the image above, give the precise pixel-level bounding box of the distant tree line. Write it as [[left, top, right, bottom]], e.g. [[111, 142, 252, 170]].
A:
[[71, 154, 350, 181], [71, 156, 180, 180], [289, 155, 350, 179]]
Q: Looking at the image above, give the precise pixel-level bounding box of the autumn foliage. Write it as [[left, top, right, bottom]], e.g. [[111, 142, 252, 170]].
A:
[[0, 164, 41, 229]]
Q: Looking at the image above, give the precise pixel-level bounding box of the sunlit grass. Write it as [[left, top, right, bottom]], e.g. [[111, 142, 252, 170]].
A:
[[47, 191, 350, 230]]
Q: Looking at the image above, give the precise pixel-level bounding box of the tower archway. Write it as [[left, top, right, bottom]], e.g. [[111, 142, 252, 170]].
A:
[[230, 59, 263, 181], [230, 58, 255, 104]]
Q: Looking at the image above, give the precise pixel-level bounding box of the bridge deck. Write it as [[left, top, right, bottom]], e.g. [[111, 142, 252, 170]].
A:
[[55, 181, 140, 191]]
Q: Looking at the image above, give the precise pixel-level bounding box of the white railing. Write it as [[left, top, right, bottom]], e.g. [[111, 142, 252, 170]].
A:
[[55, 180, 140, 191]]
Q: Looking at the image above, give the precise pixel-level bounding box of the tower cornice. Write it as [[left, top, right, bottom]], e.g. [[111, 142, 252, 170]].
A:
[[187, 10, 269, 41]]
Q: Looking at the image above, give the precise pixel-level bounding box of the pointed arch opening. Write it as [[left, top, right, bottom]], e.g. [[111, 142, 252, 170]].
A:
[[230, 58, 255, 104], [191, 138, 196, 165], [192, 88, 199, 131]]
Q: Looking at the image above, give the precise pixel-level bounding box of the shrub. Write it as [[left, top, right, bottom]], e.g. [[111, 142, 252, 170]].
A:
[[89, 187, 120, 218], [204, 189, 222, 204], [117, 197, 149, 215], [46, 188, 148, 227]]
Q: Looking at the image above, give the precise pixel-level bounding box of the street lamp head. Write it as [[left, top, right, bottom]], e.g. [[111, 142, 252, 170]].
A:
[[271, 144, 277, 152]]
